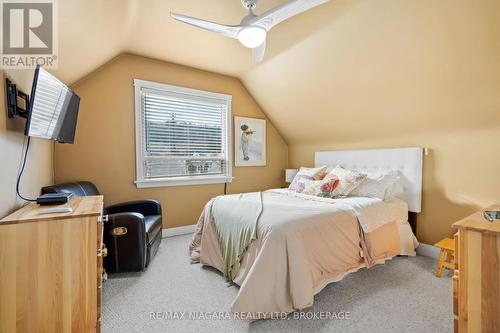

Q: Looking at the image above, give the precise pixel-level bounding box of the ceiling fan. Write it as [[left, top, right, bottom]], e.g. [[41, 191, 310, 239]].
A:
[[170, 0, 329, 64]]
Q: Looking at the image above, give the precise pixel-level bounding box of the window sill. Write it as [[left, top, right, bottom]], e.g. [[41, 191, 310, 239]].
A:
[[135, 176, 233, 188]]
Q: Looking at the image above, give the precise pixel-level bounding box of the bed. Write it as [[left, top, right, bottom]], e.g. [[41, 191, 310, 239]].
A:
[[190, 147, 423, 319]]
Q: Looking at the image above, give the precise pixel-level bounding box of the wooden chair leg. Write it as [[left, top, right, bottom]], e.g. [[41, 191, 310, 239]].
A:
[[445, 250, 453, 264], [450, 251, 455, 263], [435, 249, 445, 277]]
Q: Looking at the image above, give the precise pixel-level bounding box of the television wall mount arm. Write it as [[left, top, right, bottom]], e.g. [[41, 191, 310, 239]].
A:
[[5, 78, 30, 119]]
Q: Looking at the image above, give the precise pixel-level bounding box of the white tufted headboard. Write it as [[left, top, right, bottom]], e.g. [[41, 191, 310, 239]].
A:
[[315, 147, 423, 213]]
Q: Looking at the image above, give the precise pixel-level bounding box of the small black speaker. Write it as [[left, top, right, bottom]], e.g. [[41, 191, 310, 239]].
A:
[[36, 193, 73, 205]]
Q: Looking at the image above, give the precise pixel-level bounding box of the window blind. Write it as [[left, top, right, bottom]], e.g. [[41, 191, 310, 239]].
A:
[[140, 87, 229, 180]]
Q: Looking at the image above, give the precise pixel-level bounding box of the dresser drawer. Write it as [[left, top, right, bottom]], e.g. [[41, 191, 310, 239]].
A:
[[453, 270, 458, 315], [96, 218, 104, 333]]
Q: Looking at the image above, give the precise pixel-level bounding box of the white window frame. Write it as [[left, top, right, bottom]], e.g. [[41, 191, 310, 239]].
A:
[[133, 79, 232, 188]]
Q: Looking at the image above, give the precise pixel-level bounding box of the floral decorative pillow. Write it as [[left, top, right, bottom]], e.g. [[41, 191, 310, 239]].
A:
[[296, 176, 340, 198], [324, 166, 367, 198], [288, 166, 327, 192]]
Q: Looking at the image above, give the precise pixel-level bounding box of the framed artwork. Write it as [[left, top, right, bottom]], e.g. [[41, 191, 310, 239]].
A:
[[234, 116, 266, 166]]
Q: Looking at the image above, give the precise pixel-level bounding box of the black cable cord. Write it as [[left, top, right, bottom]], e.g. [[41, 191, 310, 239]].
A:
[[224, 182, 228, 195], [16, 136, 36, 202]]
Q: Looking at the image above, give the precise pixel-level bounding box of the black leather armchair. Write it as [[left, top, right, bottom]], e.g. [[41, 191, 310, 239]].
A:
[[41, 181, 162, 273]]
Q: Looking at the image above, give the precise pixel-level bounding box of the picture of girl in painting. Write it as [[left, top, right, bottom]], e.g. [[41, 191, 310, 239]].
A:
[[240, 124, 255, 161], [234, 116, 266, 166]]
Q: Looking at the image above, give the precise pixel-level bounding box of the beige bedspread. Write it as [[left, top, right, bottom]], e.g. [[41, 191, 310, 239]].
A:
[[189, 190, 401, 318]]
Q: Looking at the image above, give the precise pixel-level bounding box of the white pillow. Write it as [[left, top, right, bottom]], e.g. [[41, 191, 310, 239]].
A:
[[349, 170, 400, 200], [385, 178, 404, 200]]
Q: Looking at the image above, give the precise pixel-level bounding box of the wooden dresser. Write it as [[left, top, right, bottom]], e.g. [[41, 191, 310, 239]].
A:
[[453, 204, 500, 333], [0, 196, 105, 333]]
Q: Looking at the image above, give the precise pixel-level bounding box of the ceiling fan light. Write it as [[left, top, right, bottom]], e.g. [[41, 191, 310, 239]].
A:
[[238, 26, 266, 48]]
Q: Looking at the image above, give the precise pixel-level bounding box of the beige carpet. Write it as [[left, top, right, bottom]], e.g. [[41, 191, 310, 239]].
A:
[[101, 234, 453, 333]]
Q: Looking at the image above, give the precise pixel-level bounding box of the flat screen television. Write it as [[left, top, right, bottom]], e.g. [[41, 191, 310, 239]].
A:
[[25, 66, 80, 143]]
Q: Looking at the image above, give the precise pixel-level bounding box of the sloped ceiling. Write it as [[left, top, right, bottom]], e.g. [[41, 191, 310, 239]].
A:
[[47, 0, 132, 83], [29, 0, 500, 146], [52, 0, 334, 84], [242, 0, 500, 144]]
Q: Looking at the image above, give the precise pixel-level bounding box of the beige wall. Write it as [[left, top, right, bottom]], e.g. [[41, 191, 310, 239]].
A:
[[0, 70, 54, 217], [289, 129, 500, 245], [243, 0, 500, 244], [7, 0, 497, 244], [55, 54, 288, 228]]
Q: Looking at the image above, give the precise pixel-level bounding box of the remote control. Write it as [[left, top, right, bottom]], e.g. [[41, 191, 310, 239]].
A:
[[39, 207, 73, 214]]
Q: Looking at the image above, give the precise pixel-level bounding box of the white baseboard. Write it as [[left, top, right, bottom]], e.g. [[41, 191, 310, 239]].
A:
[[162, 224, 197, 238], [416, 243, 440, 259]]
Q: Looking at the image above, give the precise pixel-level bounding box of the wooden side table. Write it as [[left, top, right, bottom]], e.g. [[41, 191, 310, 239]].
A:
[[434, 237, 455, 277], [0, 196, 104, 332], [453, 204, 500, 333]]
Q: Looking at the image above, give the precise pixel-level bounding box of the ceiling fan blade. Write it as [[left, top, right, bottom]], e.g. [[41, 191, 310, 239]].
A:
[[252, 39, 266, 64], [250, 0, 329, 31], [170, 12, 241, 39]]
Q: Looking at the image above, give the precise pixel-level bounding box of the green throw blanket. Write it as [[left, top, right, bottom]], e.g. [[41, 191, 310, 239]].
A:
[[211, 192, 263, 280]]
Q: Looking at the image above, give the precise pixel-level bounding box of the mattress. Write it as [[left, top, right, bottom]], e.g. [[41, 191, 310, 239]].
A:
[[190, 190, 412, 317], [383, 197, 409, 224], [268, 192, 418, 256], [383, 198, 419, 256]]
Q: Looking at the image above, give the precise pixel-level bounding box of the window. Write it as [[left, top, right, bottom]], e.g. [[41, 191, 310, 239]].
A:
[[134, 79, 232, 188]]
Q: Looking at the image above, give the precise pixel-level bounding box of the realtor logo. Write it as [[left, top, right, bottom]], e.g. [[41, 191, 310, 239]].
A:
[[1, 0, 58, 68]]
